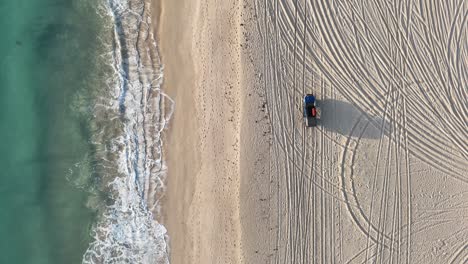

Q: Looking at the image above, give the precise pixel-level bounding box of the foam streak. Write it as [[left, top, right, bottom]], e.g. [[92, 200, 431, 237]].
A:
[[82, 0, 172, 263]]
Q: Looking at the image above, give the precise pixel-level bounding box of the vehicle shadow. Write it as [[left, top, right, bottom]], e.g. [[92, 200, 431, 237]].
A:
[[315, 99, 389, 139]]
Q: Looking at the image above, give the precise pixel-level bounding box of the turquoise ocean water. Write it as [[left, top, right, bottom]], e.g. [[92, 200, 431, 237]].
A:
[[0, 0, 106, 263], [1, 0, 171, 263]]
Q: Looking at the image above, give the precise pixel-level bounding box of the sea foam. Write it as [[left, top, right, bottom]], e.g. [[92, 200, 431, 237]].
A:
[[82, 0, 173, 263]]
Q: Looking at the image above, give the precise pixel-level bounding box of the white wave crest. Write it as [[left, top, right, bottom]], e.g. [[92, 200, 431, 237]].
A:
[[82, 0, 173, 263]]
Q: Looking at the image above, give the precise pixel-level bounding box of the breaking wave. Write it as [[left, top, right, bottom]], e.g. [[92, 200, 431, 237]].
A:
[[81, 0, 173, 263]]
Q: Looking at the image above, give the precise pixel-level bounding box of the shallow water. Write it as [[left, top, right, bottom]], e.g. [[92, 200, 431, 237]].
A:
[[0, 0, 105, 263]]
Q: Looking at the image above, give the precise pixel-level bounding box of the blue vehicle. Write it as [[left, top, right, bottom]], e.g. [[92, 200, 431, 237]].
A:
[[303, 94, 317, 127]]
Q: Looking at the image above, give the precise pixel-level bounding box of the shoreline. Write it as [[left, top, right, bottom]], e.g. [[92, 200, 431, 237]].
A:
[[84, 0, 171, 263]]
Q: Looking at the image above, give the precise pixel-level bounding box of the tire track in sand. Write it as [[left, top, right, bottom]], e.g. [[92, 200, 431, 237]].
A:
[[256, 0, 467, 263]]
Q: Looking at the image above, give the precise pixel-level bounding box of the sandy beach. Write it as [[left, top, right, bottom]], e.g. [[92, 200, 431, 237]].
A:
[[154, 0, 467, 263]]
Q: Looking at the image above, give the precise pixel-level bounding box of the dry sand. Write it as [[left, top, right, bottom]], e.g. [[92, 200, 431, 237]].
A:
[[154, 0, 468, 263]]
